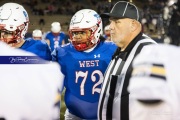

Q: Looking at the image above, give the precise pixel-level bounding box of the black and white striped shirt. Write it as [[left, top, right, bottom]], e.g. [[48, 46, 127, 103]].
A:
[[98, 33, 157, 120]]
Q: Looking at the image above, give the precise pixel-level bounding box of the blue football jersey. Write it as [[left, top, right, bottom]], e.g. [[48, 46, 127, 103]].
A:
[[20, 39, 52, 61], [45, 32, 66, 51], [53, 41, 117, 119]]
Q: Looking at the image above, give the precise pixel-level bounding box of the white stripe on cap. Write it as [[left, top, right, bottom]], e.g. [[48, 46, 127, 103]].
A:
[[111, 1, 128, 14], [110, 1, 119, 13], [110, 1, 140, 21], [122, 2, 128, 16]]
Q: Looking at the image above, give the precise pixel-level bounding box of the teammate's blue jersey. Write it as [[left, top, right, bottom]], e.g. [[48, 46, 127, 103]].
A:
[[53, 41, 117, 119], [45, 32, 66, 51], [20, 39, 52, 61]]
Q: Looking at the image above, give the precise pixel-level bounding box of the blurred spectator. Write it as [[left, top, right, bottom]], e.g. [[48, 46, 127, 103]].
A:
[[21, 0, 178, 45], [39, 18, 45, 26], [163, 1, 172, 37], [168, 0, 180, 46]]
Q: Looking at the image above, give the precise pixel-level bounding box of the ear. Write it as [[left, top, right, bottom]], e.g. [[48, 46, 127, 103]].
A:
[[131, 20, 138, 32]]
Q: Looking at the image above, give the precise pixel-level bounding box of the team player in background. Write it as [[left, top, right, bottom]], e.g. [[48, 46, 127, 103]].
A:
[[128, 44, 180, 120], [25, 29, 43, 41], [52, 9, 117, 120], [32, 29, 43, 40], [45, 22, 66, 51], [0, 3, 52, 61], [26, 29, 43, 41], [103, 25, 111, 41]]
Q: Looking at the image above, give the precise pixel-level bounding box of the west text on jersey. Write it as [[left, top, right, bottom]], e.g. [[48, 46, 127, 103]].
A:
[[79, 60, 99, 67]]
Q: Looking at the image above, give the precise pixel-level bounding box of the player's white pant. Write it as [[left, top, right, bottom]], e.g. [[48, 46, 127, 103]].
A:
[[64, 109, 97, 120]]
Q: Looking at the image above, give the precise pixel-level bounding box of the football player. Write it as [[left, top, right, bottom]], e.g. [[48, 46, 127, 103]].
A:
[[128, 44, 180, 120], [52, 9, 117, 120], [0, 3, 52, 61], [0, 41, 64, 119], [45, 22, 66, 51], [32, 29, 43, 40]]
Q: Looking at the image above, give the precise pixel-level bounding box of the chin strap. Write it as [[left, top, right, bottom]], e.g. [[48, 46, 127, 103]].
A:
[[6, 38, 22, 48], [7, 39, 19, 44]]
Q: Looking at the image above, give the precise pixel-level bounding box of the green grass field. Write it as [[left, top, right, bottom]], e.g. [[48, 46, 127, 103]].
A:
[[60, 90, 66, 120]]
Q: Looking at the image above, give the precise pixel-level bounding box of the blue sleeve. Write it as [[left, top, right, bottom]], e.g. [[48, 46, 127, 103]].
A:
[[37, 41, 52, 61], [44, 44, 52, 61]]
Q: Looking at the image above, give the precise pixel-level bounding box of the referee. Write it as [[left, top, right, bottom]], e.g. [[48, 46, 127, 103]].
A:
[[98, 1, 157, 120]]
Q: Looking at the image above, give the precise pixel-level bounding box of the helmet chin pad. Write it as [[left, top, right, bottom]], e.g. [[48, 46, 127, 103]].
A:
[[71, 40, 95, 51], [74, 43, 88, 51]]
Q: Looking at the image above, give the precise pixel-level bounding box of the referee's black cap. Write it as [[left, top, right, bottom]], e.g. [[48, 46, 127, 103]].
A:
[[101, 1, 141, 22]]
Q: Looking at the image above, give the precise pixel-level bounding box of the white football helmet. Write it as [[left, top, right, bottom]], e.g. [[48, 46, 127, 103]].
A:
[[104, 25, 110, 31], [69, 9, 103, 51], [0, 3, 29, 44], [51, 22, 61, 33], [32, 29, 42, 38]]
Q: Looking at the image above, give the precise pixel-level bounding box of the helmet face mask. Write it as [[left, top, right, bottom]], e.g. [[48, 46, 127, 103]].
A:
[[0, 29, 17, 44], [69, 28, 97, 51], [69, 9, 102, 51], [0, 3, 29, 46]]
